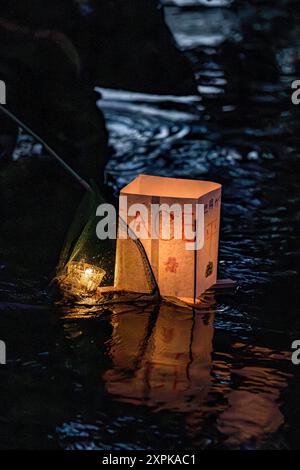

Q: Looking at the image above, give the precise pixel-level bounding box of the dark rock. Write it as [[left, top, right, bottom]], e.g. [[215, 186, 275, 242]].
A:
[[0, 18, 109, 182], [0, 157, 85, 277], [0, 9, 109, 276], [0, 0, 196, 95], [73, 0, 196, 94]]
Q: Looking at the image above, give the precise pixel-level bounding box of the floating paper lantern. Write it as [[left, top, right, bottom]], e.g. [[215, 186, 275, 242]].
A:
[[115, 175, 221, 303]]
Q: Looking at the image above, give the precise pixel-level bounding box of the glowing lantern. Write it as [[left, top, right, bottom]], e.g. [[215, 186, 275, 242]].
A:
[[115, 175, 221, 303], [66, 261, 106, 297]]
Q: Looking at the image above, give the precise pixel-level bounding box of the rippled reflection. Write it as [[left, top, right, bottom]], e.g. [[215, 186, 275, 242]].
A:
[[47, 301, 293, 449], [104, 304, 214, 412]]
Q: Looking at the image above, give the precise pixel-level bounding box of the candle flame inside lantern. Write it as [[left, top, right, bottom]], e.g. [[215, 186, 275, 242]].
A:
[[66, 261, 106, 297]]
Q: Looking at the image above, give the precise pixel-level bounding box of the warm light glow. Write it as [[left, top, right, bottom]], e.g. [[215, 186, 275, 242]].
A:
[[84, 268, 93, 277], [116, 175, 222, 302], [64, 261, 106, 297]]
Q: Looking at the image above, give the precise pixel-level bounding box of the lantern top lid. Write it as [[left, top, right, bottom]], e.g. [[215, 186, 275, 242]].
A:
[[121, 174, 221, 199]]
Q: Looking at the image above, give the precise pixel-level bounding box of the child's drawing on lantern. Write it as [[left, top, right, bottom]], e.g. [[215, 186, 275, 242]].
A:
[[204, 218, 218, 278], [164, 257, 179, 273], [206, 261, 214, 278]]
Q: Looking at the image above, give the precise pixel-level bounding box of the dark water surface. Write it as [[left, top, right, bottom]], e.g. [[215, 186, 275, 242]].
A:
[[1, 0, 300, 449]]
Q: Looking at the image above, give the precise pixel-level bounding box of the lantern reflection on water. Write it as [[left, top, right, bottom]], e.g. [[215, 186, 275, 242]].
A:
[[103, 303, 214, 412], [102, 305, 287, 445], [66, 261, 106, 297]]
